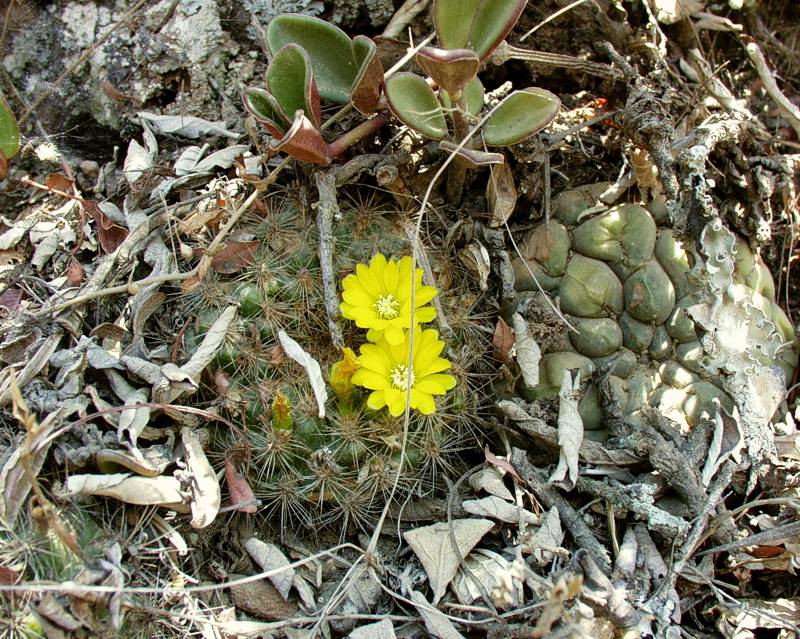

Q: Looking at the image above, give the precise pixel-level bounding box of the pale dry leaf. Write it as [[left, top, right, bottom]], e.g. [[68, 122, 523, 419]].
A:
[[349, 619, 396, 639], [194, 145, 251, 173], [105, 369, 150, 449], [337, 567, 381, 620], [174, 145, 206, 175], [123, 139, 155, 185], [409, 590, 465, 639], [0, 406, 66, 525], [244, 538, 295, 601], [512, 312, 541, 389], [487, 160, 517, 227], [452, 548, 523, 607], [649, 0, 704, 24], [701, 403, 744, 487], [278, 330, 328, 418], [469, 466, 514, 501], [137, 112, 240, 139], [529, 507, 564, 565], [181, 427, 220, 528], [459, 241, 491, 291], [548, 369, 583, 490], [176, 305, 238, 399], [462, 496, 540, 525], [404, 518, 494, 604], [64, 473, 189, 511]]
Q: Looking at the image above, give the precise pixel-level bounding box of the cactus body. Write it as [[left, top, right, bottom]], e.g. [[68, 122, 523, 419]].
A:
[[512, 186, 798, 432]]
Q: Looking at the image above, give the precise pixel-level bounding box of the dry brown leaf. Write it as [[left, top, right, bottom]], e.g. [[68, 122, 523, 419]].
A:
[[484, 446, 522, 483], [225, 452, 257, 513], [492, 317, 514, 365], [66, 257, 84, 286], [244, 538, 295, 601], [80, 198, 128, 254], [487, 159, 517, 227], [211, 240, 259, 274], [45, 172, 74, 193]]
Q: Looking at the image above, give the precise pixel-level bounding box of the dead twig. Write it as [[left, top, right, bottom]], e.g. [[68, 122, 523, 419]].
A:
[[511, 447, 612, 572], [743, 36, 800, 139]]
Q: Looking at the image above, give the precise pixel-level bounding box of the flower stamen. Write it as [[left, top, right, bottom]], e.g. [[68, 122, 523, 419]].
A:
[[374, 294, 400, 319], [390, 364, 415, 391]]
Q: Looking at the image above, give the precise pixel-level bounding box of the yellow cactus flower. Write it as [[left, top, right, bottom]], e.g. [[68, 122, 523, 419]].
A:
[[340, 254, 438, 346], [351, 326, 456, 416]]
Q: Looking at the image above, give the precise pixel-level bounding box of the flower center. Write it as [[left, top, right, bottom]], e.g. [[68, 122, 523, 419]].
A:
[[390, 364, 415, 391], [374, 294, 400, 319]]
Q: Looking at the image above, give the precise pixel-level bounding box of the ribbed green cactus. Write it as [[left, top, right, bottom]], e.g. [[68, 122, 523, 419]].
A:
[[512, 184, 798, 434], [183, 194, 483, 528]]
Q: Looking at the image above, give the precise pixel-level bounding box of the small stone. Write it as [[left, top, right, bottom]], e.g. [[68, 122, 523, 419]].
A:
[[79, 160, 100, 177]]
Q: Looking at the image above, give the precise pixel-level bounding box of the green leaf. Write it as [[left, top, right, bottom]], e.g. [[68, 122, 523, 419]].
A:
[[0, 90, 19, 160], [242, 88, 288, 138], [440, 77, 484, 117], [483, 88, 560, 146], [434, 0, 525, 60], [434, 0, 479, 50], [267, 44, 321, 129], [267, 14, 358, 104], [385, 73, 448, 140]]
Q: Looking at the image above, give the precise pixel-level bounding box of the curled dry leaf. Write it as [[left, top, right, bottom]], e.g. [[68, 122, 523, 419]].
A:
[[487, 159, 517, 227], [409, 590, 465, 639], [511, 312, 540, 389], [80, 198, 128, 254], [64, 473, 189, 511], [278, 330, 328, 418], [492, 317, 515, 365], [181, 427, 221, 529], [548, 369, 583, 490], [225, 452, 257, 513]]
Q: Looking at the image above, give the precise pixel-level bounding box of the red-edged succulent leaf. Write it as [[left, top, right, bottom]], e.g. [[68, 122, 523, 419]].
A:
[[385, 72, 448, 140], [270, 110, 330, 165], [434, 0, 526, 61], [416, 46, 479, 96], [483, 87, 560, 146], [243, 88, 289, 138], [439, 140, 504, 167], [267, 43, 322, 129], [350, 35, 384, 114]]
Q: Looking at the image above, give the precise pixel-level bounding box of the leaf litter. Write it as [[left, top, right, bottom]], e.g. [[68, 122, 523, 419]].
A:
[[0, 0, 799, 636]]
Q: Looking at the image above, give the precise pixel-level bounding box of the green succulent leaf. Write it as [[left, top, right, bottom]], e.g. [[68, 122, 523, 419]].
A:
[[483, 87, 560, 146], [434, 0, 526, 60], [0, 89, 20, 160], [416, 46, 479, 96], [267, 14, 383, 108], [242, 88, 289, 138], [440, 77, 485, 118], [267, 44, 322, 129], [385, 72, 448, 140]]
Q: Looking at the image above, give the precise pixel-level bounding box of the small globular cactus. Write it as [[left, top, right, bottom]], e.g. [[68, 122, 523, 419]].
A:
[[183, 194, 483, 529], [510, 183, 798, 435]]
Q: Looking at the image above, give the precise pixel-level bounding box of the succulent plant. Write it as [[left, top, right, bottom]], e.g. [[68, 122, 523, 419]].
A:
[[0, 88, 20, 175], [511, 183, 798, 435], [183, 195, 484, 529]]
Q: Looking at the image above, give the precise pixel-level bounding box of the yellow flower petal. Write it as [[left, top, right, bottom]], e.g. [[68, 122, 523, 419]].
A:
[[356, 262, 380, 296], [351, 369, 387, 390], [385, 388, 406, 416], [411, 389, 435, 414], [367, 390, 387, 411], [382, 257, 399, 292], [384, 324, 405, 346]]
